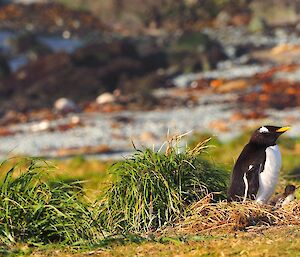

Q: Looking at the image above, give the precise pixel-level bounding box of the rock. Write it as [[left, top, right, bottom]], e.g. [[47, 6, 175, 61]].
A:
[[253, 45, 300, 65], [8, 1, 47, 4], [238, 79, 300, 110], [170, 32, 227, 71], [30, 120, 50, 132], [101, 104, 125, 113], [213, 79, 249, 93], [210, 79, 224, 89], [271, 44, 295, 55], [54, 98, 78, 113], [71, 40, 138, 67], [230, 111, 267, 121], [56, 122, 80, 132], [0, 110, 28, 125], [230, 10, 252, 26], [0, 34, 170, 113], [215, 11, 231, 28], [70, 115, 81, 125], [0, 127, 15, 137], [139, 131, 157, 142], [27, 108, 55, 122], [112, 115, 133, 123], [96, 92, 116, 105], [0, 55, 10, 77], [8, 32, 52, 58], [0, 2, 107, 34]]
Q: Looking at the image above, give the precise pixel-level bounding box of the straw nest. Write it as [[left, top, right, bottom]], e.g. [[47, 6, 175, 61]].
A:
[[173, 194, 300, 234]]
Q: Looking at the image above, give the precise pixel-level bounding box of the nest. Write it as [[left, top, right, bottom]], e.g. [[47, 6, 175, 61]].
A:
[[174, 194, 300, 234]]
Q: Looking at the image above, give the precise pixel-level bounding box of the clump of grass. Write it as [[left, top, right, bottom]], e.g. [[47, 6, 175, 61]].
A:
[[174, 195, 300, 235], [0, 158, 102, 245], [96, 136, 229, 234]]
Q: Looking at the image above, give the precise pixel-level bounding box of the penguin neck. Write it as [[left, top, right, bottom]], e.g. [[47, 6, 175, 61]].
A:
[[249, 140, 277, 148]]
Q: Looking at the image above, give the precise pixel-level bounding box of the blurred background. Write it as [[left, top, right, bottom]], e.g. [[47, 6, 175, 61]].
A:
[[1, 0, 300, 159]]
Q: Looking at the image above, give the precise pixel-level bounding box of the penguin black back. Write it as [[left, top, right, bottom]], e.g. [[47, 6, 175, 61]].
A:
[[228, 143, 266, 201], [227, 126, 290, 202]]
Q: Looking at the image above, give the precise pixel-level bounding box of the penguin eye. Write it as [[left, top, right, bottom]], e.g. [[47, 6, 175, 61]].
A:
[[259, 126, 269, 133]]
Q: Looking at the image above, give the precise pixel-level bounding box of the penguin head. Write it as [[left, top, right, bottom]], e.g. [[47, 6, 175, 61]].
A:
[[249, 125, 290, 146], [284, 184, 296, 196]]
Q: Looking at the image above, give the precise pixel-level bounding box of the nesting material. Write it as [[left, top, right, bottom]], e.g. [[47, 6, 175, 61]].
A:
[[174, 194, 300, 234]]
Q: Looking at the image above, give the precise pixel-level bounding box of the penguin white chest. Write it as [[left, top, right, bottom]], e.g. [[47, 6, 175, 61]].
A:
[[256, 145, 281, 203]]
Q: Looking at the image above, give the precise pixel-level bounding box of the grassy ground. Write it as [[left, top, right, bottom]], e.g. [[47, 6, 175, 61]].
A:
[[2, 131, 300, 256], [4, 226, 300, 256], [92, 226, 300, 257], [52, 156, 112, 201]]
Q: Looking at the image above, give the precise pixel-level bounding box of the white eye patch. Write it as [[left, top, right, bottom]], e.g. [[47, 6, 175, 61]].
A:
[[259, 126, 269, 133]]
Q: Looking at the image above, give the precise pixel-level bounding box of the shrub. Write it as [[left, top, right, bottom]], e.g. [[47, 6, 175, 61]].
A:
[[0, 158, 102, 245], [96, 137, 229, 233]]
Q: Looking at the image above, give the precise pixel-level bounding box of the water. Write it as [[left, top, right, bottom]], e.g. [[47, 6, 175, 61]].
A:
[[38, 36, 83, 53], [9, 55, 28, 71], [0, 30, 14, 51], [0, 30, 84, 71]]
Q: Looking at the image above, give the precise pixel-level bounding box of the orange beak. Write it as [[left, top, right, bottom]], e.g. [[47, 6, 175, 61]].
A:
[[276, 126, 290, 133]]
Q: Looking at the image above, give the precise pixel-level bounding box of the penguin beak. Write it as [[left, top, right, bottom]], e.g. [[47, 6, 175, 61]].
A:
[[276, 126, 290, 133]]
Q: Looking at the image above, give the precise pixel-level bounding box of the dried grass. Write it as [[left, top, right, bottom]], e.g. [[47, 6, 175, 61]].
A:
[[173, 194, 300, 234]]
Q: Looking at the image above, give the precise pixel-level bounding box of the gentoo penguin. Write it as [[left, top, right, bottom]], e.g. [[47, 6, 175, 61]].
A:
[[227, 125, 290, 203], [268, 184, 296, 208]]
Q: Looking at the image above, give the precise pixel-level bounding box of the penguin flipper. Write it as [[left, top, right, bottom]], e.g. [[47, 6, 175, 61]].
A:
[[228, 144, 266, 202], [245, 163, 263, 200]]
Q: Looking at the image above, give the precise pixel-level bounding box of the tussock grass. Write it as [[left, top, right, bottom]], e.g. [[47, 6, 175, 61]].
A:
[[0, 158, 103, 245], [96, 136, 229, 233], [174, 194, 300, 234]]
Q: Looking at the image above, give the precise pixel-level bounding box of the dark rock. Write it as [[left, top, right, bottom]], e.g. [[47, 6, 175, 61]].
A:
[[8, 32, 52, 57], [0, 37, 170, 112], [0, 2, 107, 35], [169, 32, 227, 72], [0, 55, 10, 77], [71, 40, 138, 67]]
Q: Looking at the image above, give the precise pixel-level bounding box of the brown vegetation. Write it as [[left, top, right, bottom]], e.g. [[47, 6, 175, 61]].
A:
[[173, 194, 300, 235]]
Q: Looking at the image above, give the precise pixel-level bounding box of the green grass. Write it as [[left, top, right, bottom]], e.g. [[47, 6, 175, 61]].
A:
[[0, 158, 103, 245], [5, 226, 300, 256], [2, 131, 300, 256], [84, 226, 300, 257], [96, 138, 229, 234], [52, 156, 112, 201]]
